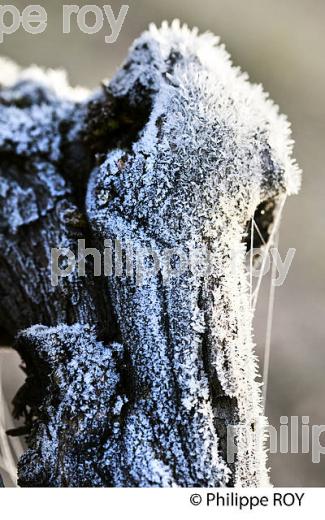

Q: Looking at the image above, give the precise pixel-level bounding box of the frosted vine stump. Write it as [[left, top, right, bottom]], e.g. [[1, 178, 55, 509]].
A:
[[0, 21, 301, 487]]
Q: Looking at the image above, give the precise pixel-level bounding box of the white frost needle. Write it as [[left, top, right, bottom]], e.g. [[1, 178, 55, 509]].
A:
[[262, 229, 279, 412], [251, 195, 287, 312], [249, 217, 254, 304], [253, 219, 267, 246]]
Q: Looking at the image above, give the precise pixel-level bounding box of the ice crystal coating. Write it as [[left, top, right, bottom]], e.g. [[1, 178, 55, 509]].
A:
[[0, 57, 77, 234], [0, 20, 301, 488], [16, 324, 125, 487], [0, 57, 89, 101], [0, 55, 113, 338], [87, 21, 301, 486]]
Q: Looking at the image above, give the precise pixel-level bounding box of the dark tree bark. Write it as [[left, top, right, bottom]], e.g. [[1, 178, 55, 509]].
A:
[[0, 21, 300, 487], [0, 66, 120, 486], [0, 79, 113, 337]]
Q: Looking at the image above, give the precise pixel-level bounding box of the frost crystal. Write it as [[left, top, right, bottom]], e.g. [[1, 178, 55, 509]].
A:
[[87, 21, 301, 486], [16, 324, 125, 487], [0, 20, 301, 487]]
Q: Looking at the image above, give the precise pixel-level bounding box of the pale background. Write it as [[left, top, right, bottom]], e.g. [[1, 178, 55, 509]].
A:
[[1, 0, 324, 486]]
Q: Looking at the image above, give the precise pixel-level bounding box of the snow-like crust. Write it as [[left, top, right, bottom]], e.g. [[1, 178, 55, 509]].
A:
[[17, 324, 125, 487], [88, 21, 301, 486], [0, 20, 301, 487], [0, 56, 89, 102]]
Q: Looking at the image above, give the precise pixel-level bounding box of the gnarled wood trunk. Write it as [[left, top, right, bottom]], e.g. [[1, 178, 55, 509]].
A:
[[0, 21, 300, 487]]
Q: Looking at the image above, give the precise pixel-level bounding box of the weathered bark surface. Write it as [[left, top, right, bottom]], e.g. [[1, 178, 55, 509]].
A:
[[0, 79, 113, 337], [0, 22, 301, 487], [0, 67, 119, 486], [14, 324, 125, 487]]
